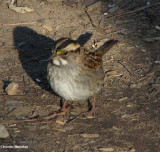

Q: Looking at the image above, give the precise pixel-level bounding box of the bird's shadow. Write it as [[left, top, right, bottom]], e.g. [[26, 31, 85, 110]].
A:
[[13, 26, 55, 92], [13, 26, 92, 93]]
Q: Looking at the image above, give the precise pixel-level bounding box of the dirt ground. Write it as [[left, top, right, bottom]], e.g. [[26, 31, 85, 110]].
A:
[[0, 0, 160, 152]]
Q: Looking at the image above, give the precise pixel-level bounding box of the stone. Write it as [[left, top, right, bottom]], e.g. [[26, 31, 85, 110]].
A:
[[5, 83, 19, 95], [0, 124, 9, 138]]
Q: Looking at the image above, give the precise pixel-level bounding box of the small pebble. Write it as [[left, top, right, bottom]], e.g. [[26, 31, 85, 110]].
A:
[[0, 124, 9, 138], [104, 12, 108, 15], [5, 82, 19, 95]]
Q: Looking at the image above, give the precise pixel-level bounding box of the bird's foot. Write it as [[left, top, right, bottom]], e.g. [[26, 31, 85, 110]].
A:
[[86, 109, 96, 118], [61, 104, 70, 112], [43, 105, 71, 120], [81, 107, 97, 119]]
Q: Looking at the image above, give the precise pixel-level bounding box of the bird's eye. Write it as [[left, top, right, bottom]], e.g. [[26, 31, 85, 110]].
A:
[[63, 52, 68, 56]]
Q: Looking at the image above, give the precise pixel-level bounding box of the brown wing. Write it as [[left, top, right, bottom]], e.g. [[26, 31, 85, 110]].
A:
[[75, 47, 102, 70], [84, 52, 102, 70], [84, 39, 118, 70]]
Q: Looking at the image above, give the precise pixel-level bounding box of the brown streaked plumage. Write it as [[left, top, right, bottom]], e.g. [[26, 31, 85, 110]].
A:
[[47, 38, 118, 118]]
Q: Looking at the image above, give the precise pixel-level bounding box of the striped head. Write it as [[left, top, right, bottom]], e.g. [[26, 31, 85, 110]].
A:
[[50, 38, 81, 66]]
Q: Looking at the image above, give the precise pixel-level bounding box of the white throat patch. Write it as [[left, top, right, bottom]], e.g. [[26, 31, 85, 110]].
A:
[[53, 58, 68, 66]]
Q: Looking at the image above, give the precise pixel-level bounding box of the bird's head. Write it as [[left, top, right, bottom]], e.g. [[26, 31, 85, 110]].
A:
[[50, 38, 81, 66]]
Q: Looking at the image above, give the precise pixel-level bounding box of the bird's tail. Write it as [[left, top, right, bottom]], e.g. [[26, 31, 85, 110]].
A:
[[95, 40, 118, 56]]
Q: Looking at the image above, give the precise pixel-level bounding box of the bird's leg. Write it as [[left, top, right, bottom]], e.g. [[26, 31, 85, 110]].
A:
[[86, 94, 97, 118], [61, 100, 70, 112], [43, 100, 70, 120]]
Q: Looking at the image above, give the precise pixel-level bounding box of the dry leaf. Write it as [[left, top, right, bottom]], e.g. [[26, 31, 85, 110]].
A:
[[8, 3, 34, 13]]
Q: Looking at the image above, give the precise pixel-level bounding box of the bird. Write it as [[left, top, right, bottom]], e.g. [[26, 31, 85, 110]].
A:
[[47, 38, 118, 118]]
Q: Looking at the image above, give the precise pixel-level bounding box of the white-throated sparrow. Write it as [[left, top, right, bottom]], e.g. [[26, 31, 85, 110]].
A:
[[47, 38, 118, 118]]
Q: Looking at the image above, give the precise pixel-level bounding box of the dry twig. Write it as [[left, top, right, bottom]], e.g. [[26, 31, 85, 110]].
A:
[[3, 22, 37, 26], [1, 111, 66, 124], [107, 2, 160, 19], [85, 10, 96, 28]]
